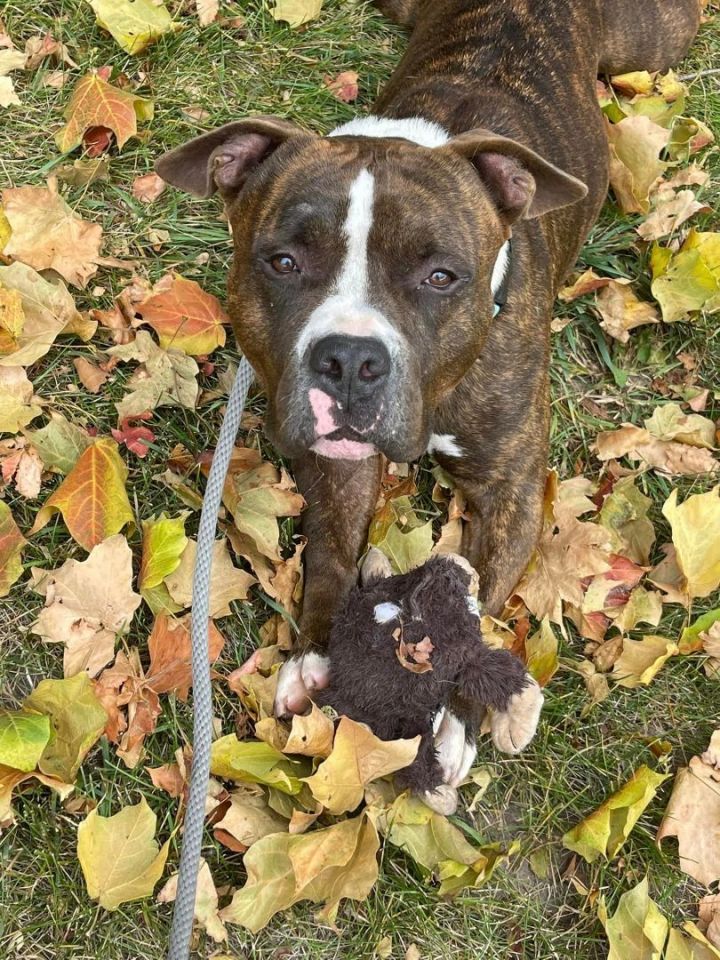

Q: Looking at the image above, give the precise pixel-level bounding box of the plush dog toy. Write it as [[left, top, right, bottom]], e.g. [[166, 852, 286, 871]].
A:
[[315, 549, 544, 814]]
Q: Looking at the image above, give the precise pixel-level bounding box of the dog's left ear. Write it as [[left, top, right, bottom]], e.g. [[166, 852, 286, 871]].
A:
[[442, 128, 587, 223], [155, 116, 312, 199]]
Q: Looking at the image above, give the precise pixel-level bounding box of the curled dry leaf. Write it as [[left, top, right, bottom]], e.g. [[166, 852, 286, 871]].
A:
[[323, 70, 359, 103], [55, 70, 154, 153], [563, 765, 669, 862], [210, 735, 304, 795], [657, 729, 720, 886], [1, 179, 103, 288], [31, 533, 141, 678], [0, 765, 74, 825], [0, 47, 25, 108], [195, 0, 219, 26], [94, 648, 161, 768], [558, 268, 612, 302], [77, 797, 169, 911], [73, 356, 109, 393], [595, 279, 659, 343], [637, 188, 710, 242], [24, 32, 77, 70], [598, 878, 668, 960], [31, 438, 135, 551], [136, 274, 228, 356], [607, 115, 670, 213], [0, 262, 83, 366], [598, 476, 656, 565], [212, 786, 287, 850], [1, 439, 43, 499]]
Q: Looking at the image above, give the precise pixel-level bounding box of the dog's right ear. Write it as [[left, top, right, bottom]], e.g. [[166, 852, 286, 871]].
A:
[[154, 116, 311, 199]]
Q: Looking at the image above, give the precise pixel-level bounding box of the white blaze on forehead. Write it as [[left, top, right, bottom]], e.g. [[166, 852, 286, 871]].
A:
[[329, 115, 451, 148], [295, 167, 404, 359]]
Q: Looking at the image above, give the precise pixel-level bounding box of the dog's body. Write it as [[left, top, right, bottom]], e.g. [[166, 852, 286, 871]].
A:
[[157, 0, 701, 785]]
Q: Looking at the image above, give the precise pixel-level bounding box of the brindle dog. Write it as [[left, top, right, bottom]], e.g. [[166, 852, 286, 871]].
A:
[[157, 0, 701, 791]]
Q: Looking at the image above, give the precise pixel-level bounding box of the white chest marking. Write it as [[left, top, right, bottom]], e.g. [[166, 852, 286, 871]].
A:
[[427, 433, 464, 458], [329, 115, 451, 148]]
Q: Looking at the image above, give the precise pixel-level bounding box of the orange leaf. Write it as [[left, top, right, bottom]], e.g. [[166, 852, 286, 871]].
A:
[[31, 438, 134, 550], [55, 71, 154, 154], [137, 274, 228, 356], [146, 613, 226, 700]]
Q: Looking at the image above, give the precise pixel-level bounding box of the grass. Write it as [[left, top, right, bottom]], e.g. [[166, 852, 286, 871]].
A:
[[1, 1, 719, 958]]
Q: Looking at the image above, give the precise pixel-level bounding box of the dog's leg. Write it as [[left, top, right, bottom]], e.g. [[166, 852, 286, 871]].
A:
[[598, 0, 701, 74], [372, 0, 419, 28], [274, 452, 384, 717]]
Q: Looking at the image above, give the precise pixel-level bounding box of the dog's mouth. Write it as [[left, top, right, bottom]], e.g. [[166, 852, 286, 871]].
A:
[[310, 425, 377, 460]]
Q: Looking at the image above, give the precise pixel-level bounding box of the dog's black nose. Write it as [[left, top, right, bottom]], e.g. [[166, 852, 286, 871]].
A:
[[309, 335, 391, 405]]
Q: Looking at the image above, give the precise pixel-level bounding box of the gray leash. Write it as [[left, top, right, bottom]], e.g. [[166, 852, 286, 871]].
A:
[[167, 356, 254, 960]]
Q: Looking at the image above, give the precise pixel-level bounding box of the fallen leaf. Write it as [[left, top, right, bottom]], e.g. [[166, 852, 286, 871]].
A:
[[0, 501, 27, 596], [157, 858, 226, 942], [599, 476, 656, 564], [0, 47, 25, 108], [0, 262, 82, 366], [679, 609, 720, 655], [219, 811, 378, 933], [607, 115, 670, 213], [2, 179, 103, 288], [576, 659, 611, 715], [31, 534, 141, 677], [0, 285, 24, 354], [638, 188, 709, 242], [270, 0, 323, 29], [164, 538, 254, 618], [0, 710, 50, 772], [136, 274, 228, 356], [598, 877, 668, 960], [699, 895, 720, 951], [88, 0, 179, 54], [563, 765, 668, 862], [195, 0, 219, 26], [23, 32, 77, 70], [107, 330, 199, 419], [595, 279, 659, 343], [24, 672, 108, 781], [31, 438, 134, 550], [77, 797, 169, 910], [0, 366, 42, 433], [25, 413, 93, 474], [595, 423, 718, 476], [138, 511, 188, 613], [212, 786, 287, 849], [284, 704, 335, 758], [146, 613, 225, 699], [147, 758, 186, 798], [222, 448, 304, 563], [612, 635, 678, 688], [645, 403, 715, 448], [210, 735, 304, 795], [651, 229, 720, 323], [666, 923, 720, 959], [131, 171, 165, 203], [94, 648, 161, 767], [663, 486, 720, 598], [657, 728, 720, 886], [524, 618, 559, 687], [368, 494, 433, 575], [324, 70, 359, 103], [304, 716, 419, 814], [73, 356, 109, 393], [57, 156, 111, 187], [558, 268, 612, 302], [56, 70, 154, 153]]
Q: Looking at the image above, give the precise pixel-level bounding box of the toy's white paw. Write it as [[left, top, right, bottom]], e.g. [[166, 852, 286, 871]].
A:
[[434, 710, 478, 788], [490, 678, 544, 754], [421, 783, 459, 816], [274, 652, 330, 717]]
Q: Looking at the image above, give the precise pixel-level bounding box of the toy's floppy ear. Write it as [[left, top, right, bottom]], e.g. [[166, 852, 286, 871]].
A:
[[441, 128, 587, 224], [155, 116, 311, 200], [361, 547, 393, 585]]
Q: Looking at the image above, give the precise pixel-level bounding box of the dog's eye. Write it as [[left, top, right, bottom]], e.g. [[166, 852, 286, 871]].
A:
[[270, 253, 298, 274], [424, 269, 456, 289]]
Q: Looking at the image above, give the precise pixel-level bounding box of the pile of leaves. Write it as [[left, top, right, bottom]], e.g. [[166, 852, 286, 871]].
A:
[[1, 1, 720, 957]]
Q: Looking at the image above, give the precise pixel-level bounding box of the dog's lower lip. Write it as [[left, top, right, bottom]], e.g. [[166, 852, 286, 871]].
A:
[[311, 437, 376, 460]]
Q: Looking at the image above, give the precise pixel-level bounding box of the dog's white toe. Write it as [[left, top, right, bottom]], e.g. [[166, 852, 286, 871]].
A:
[[274, 652, 330, 717], [490, 678, 544, 754], [421, 783, 459, 816]]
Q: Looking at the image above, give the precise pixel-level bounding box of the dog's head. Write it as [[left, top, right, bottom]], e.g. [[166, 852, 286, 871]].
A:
[[156, 117, 585, 462]]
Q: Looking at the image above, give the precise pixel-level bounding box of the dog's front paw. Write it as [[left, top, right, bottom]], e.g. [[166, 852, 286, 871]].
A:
[[421, 783, 459, 816], [433, 709, 477, 788], [490, 678, 544, 754], [274, 651, 330, 717]]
